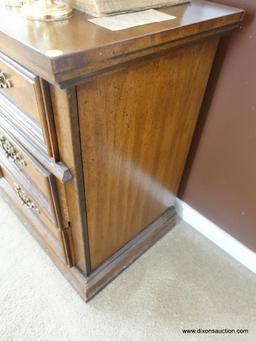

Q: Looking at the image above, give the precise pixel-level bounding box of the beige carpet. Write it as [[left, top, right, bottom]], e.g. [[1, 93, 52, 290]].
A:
[[0, 195, 255, 341]]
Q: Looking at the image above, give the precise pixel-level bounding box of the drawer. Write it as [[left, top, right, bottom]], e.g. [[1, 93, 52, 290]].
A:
[[0, 106, 72, 183], [0, 146, 60, 239], [0, 52, 57, 158], [0, 52, 44, 125], [0, 174, 66, 265], [0, 127, 54, 200]]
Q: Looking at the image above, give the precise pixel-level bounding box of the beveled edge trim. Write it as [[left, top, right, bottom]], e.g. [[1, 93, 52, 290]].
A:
[[57, 21, 242, 89], [85, 206, 176, 301]]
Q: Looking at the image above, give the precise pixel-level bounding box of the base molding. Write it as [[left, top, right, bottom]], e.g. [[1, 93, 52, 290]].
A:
[[175, 198, 256, 275], [86, 207, 176, 300]]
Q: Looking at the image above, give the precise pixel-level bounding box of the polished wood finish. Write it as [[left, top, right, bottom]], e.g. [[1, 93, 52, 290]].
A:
[[0, 0, 244, 300], [0, 1, 243, 86], [78, 38, 219, 268]]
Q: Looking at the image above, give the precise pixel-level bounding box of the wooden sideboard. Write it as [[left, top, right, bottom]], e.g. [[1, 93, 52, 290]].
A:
[[0, 1, 244, 301]]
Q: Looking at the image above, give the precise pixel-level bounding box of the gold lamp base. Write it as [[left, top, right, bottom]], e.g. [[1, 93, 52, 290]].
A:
[[22, 0, 73, 21]]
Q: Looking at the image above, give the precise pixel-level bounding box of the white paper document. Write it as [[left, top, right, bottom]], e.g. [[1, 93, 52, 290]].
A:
[[88, 9, 176, 31]]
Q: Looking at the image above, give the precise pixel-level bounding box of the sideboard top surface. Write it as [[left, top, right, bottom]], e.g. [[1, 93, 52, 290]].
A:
[[0, 0, 244, 85]]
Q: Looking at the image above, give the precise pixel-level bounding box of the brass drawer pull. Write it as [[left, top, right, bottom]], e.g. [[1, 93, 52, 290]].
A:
[[14, 183, 40, 213], [0, 135, 27, 167], [0, 71, 12, 88]]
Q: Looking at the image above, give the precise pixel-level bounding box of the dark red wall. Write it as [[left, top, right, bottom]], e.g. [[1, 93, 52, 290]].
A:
[[179, 0, 256, 251]]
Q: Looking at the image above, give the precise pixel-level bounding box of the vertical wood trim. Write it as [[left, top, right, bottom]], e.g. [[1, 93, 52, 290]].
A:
[[33, 77, 54, 157], [39, 79, 60, 161], [48, 174, 75, 266], [50, 86, 90, 274]]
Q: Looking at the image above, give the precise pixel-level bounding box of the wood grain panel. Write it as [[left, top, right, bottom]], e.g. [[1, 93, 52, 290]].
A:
[[77, 38, 219, 269]]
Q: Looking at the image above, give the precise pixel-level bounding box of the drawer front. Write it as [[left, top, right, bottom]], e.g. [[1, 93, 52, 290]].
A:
[[0, 52, 57, 158], [0, 52, 44, 125], [0, 148, 59, 238], [0, 127, 53, 200], [0, 174, 66, 264]]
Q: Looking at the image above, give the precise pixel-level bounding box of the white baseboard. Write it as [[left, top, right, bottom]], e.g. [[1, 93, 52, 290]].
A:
[[175, 198, 256, 275]]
